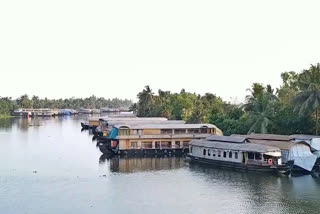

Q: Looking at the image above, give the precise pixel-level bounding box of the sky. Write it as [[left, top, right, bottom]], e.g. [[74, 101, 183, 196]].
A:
[[1, 0, 320, 102]]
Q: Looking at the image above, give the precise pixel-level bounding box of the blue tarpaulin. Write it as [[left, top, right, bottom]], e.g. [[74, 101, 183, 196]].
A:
[[108, 128, 118, 139]]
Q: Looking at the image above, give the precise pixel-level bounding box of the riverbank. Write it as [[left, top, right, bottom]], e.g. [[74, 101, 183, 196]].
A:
[[0, 114, 13, 119]]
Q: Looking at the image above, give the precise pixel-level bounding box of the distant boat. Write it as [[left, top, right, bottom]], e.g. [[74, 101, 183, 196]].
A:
[[13, 108, 58, 117], [78, 109, 92, 114]]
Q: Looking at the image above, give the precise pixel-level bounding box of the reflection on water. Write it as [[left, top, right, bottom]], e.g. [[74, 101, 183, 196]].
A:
[[1, 116, 320, 214], [100, 156, 186, 173]]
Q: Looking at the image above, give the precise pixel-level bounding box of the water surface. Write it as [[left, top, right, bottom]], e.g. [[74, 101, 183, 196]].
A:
[[0, 116, 320, 214]]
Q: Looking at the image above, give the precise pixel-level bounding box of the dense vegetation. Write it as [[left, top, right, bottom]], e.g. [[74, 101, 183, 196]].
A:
[[132, 64, 320, 136], [2, 64, 320, 136], [0, 95, 132, 117]]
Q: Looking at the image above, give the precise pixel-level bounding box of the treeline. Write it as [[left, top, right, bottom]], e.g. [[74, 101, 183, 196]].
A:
[[132, 63, 320, 136], [0, 95, 133, 116]]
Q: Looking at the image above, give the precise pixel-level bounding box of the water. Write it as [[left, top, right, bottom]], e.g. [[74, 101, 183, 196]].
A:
[[1, 116, 320, 214]]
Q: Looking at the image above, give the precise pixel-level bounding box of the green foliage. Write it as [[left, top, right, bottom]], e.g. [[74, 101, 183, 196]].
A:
[[0, 97, 16, 116], [293, 63, 320, 134], [134, 63, 320, 135]]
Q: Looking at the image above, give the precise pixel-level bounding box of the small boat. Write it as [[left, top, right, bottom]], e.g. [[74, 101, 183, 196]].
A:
[[188, 136, 289, 173], [78, 108, 92, 114]]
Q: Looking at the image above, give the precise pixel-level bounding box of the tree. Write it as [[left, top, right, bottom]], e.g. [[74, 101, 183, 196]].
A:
[[293, 63, 320, 135], [244, 83, 278, 134], [137, 86, 155, 117], [16, 94, 33, 108]]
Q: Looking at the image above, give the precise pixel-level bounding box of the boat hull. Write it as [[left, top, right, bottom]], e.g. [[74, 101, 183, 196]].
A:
[[187, 155, 288, 173], [98, 141, 189, 157]]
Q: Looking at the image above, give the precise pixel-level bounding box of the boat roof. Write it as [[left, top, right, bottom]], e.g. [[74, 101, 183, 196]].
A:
[[89, 117, 168, 121], [190, 139, 281, 153], [108, 120, 185, 125], [290, 134, 320, 140], [114, 123, 217, 129], [247, 139, 311, 150], [206, 135, 247, 144], [233, 134, 292, 141]]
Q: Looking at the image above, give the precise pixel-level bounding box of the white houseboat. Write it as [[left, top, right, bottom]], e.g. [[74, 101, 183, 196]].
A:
[[188, 136, 289, 173]]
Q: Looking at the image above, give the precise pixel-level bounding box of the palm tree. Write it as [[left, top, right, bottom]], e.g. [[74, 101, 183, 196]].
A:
[[293, 63, 320, 135], [137, 86, 155, 116], [244, 83, 277, 134]]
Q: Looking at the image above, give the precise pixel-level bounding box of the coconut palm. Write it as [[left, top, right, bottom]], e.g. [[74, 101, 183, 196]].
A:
[[293, 63, 320, 135], [244, 84, 277, 134], [137, 86, 155, 116]]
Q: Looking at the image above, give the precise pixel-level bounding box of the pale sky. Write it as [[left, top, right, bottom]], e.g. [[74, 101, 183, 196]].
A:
[[1, 0, 320, 102]]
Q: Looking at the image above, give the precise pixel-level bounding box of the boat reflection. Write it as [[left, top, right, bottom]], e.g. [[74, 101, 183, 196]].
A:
[[100, 155, 186, 173]]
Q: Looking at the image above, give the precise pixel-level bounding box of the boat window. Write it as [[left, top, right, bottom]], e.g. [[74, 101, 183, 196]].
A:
[[223, 151, 227, 158], [190, 147, 192, 153], [130, 142, 138, 149], [119, 129, 130, 136], [161, 129, 172, 134], [208, 149, 211, 156], [203, 149, 206, 156], [255, 153, 262, 160], [188, 129, 200, 134], [235, 152, 238, 159], [263, 154, 270, 161], [229, 152, 232, 158], [161, 141, 171, 149], [248, 152, 255, 160], [155, 141, 161, 149], [141, 141, 152, 149], [183, 141, 189, 148], [212, 150, 216, 157], [175, 141, 180, 148], [218, 150, 221, 157], [200, 128, 208, 134], [174, 129, 186, 134]]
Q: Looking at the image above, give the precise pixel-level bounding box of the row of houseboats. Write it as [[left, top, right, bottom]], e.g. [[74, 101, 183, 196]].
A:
[[81, 116, 320, 174], [13, 107, 130, 117]]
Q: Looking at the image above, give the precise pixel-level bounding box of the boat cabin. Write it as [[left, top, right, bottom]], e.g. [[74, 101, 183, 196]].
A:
[[101, 123, 223, 155], [189, 136, 283, 171]]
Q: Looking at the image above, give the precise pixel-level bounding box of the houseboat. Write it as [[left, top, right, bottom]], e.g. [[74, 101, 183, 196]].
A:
[[78, 108, 92, 114], [188, 136, 289, 173], [13, 108, 58, 117], [13, 109, 32, 117], [98, 123, 223, 156], [234, 134, 318, 173]]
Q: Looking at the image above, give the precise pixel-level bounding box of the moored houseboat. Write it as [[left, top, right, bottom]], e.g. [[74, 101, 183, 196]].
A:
[[78, 108, 92, 114], [98, 123, 223, 156], [188, 136, 289, 173], [13, 108, 58, 117], [234, 134, 318, 173]]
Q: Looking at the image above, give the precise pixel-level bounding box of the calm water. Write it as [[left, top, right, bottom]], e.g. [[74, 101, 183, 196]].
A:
[[1, 116, 320, 214]]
